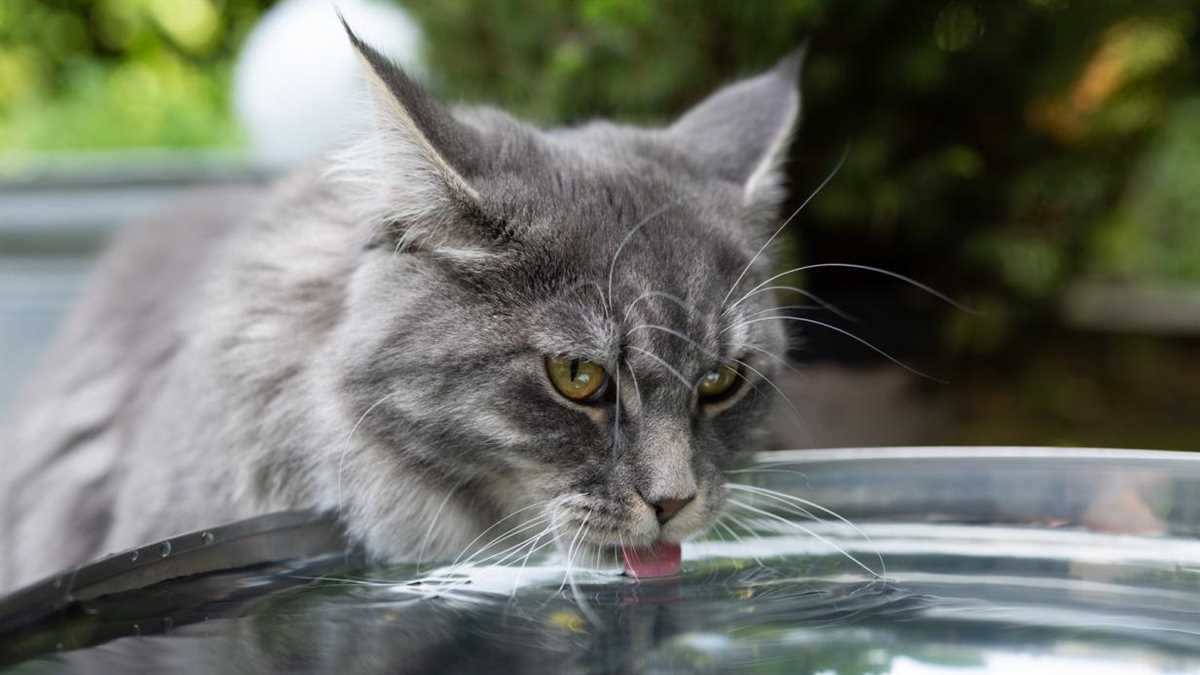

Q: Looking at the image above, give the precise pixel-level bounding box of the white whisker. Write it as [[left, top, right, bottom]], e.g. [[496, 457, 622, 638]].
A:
[[721, 147, 848, 307], [605, 203, 674, 315], [727, 262, 974, 315], [728, 498, 882, 579], [336, 390, 400, 516], [558, 511, 592, 594], [727, 482, 887, 578], [626, 360, 643, 409], [628, 323, 811, 432], [741, 343, 804, 378], [511, 523, 556, 594], [721, 513, 771, 568], [723, 467, 811, 482], [453, 515, 552, 570], [567, 523, 601, 625], [449, 501, 554, 570], [724, 316, 944, 382], [625, 345, 694, 391], [622, 290, 692, 324], [731, 356, 812, 432], [738, 303, 827, 322], [738, 285, 857, 322], [415, 476, 469, 573]]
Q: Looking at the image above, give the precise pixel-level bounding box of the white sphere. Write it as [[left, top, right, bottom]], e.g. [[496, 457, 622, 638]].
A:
[[233, 0, 424, 168]]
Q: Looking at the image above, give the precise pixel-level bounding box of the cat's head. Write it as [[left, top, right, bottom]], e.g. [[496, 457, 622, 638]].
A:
[[330, 26, 801, 564]]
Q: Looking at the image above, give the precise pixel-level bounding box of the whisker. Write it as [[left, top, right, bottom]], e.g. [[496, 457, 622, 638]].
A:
[[722, 512, 762, 538], [558, 511, 593, 594], [738, 303, 829, 322], [731, 349, 817, 451], [626, 322, 702, 348], [723, 467, 811, 482], [627, 323, 813, 433], [449, 501, 555, 570], [613, 360, 622, 445], [415, 476, 469, 573], [727, 262, 975, 315], [336, 390, 400, 515], [721, 146, 848, 307], [446, 515, 552, 574], [511, 524, 556, 594], [593, 535, 605, 571], [606, 203, 674, 315], [727, 482, 887, 578], [397, 519, 560, 601], [722, 512, 773, 568], [728, 485, 820, 522], [741, 343, 805, 379], [708, 518, 730, 543], [626, 360, 643, 410], [713, 516, 765, 567], [737, 285, 857, 322], [728, 498, 882, 579], [567, 524, 602, 625], [625, 345, 694, 391], [622, 290, 692, 324], [725, 316, 945, 383], [563, 280, 609, 309], [731, 356, 813, 434]]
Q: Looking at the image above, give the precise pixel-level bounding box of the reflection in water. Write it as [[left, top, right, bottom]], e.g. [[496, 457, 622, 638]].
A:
[[38, 529, 1200, 675], [57, 567, 925, 674], [6, 449, 1200, 674]]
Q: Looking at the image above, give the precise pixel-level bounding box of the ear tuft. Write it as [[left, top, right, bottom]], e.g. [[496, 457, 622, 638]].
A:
[[669, 48, 806, 214]]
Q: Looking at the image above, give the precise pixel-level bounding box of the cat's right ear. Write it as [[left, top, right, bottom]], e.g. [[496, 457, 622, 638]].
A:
[[666, 50, 805, 220], [334, 19, 502, 253]]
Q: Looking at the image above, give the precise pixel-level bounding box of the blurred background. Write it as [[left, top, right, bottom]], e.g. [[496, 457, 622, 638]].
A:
[[1, 0, 1197, 449]]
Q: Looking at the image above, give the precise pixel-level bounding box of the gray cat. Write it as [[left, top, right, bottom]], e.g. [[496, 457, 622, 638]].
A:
[[0, 26, 800, 592]]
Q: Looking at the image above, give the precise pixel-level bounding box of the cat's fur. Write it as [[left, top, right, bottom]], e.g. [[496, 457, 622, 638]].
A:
[[0, 28, 800, 592]]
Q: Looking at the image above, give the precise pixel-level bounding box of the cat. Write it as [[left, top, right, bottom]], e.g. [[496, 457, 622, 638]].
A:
[[0, 23, 801, 593]]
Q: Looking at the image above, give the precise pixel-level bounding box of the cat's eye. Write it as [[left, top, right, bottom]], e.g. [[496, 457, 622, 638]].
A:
[[697, 364, 740, 403], [546, 356, 608, 402]]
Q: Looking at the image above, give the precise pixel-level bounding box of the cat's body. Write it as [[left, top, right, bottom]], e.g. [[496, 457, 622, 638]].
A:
[[0, 28, 801, 593]]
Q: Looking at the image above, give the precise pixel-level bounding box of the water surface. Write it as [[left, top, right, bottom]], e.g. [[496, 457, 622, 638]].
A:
[[3, 448, 1199, 674]]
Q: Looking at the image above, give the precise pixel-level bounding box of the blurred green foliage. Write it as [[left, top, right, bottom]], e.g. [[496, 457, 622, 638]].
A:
[[4, 0, 1197, 299], [1, 0, 1197, 447], [0, 0, 270, 150], [404, 1, 1200, 350]]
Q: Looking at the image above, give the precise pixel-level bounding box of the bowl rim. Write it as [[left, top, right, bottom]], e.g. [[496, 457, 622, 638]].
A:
[[759, 446, 1200, 463]]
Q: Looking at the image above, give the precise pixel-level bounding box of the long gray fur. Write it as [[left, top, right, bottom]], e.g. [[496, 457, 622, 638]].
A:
[[0, 26, 801, 592]]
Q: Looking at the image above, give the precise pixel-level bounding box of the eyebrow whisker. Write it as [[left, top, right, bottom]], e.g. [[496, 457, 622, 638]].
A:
[[625, 345, 694, 391]]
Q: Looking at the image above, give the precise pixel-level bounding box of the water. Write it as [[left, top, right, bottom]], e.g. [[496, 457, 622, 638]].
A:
[[2, 448, 1199, 673]]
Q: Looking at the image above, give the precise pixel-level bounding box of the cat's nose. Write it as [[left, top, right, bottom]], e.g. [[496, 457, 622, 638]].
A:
[[653, 495, 695, 524]]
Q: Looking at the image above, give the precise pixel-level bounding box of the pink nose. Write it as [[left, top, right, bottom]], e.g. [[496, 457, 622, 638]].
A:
[[652, 495, 695, 524]]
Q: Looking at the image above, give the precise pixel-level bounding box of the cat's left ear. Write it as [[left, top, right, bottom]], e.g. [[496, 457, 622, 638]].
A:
[[336, 18, 505, 253], [667, 49, 804, 214]]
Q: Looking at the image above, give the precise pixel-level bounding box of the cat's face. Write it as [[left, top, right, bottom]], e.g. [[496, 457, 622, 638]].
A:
[[331, 27, 800, 564]]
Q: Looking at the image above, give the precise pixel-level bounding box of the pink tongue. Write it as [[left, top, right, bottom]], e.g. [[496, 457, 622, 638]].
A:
[[621, 541, 682, 578]]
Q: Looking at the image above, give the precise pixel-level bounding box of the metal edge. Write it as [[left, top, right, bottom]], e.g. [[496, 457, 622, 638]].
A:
[[756, 446, 1200, 464], [0, 510, 346, 634]]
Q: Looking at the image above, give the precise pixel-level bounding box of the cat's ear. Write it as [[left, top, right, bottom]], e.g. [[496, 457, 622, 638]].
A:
[[335, 19, 502, 252], [668, 49, 804, 214]]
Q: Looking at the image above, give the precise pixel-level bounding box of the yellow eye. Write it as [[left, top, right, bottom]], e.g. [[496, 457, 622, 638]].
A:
[[697, 364, 740, 402], [546, 357, 608, 402]]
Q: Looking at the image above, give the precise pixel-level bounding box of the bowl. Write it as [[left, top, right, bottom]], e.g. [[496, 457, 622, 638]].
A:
[[2, 447, 1198, 674]]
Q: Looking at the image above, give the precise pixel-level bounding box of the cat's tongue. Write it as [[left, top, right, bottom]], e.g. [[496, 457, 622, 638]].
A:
[[621, 541, 682, 578]]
